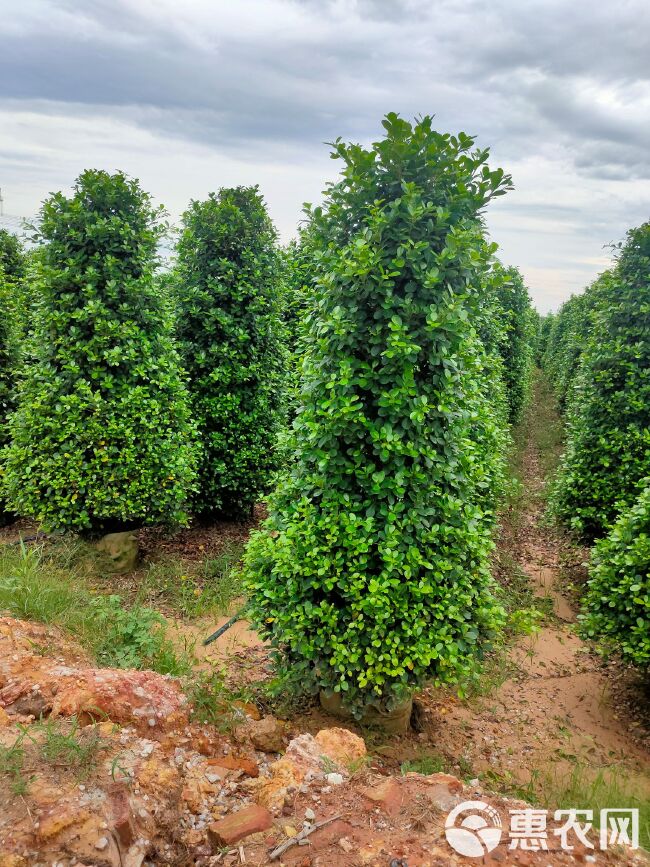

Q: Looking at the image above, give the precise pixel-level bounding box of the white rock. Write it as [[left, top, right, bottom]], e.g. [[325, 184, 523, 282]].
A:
[[95, 837, 109, 851], [304, 808, 316, 821], [325, 772, 344, 786]]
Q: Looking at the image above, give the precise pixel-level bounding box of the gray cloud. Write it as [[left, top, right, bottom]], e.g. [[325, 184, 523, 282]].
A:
[[0, 0, 649, 311]]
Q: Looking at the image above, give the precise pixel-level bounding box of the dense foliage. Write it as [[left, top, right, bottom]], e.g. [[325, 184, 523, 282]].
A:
[[492, 264, 535, 423], [542, 279, 602, 412], [0, 265, 17, 525], [242, 114, 513, 715], [536, 312, 554, 365], [580, 482, 650, 668], [282, 234, 313, 359], [174, 187, 285, 518], [549, 223, 650, 541], [2, 170, 197, 533], [0, 229, 26, 282]]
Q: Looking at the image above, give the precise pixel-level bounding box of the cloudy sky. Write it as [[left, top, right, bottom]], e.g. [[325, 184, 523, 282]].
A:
[[1, 0, 648, 312]]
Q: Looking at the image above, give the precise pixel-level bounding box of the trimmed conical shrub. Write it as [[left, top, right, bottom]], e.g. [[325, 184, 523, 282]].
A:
[[241, 114, 510, 715], [2, 170, 197, 533], [174, 187, 285, 518]]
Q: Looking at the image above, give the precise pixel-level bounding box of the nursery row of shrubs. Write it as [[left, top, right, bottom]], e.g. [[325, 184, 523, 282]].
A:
[[541, 221, 650, 668], [0, 114, 537, 715]]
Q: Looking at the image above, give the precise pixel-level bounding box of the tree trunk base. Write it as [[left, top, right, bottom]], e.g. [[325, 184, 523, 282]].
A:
[[319, 690, 412, 735], [95, 531, 139, 573]]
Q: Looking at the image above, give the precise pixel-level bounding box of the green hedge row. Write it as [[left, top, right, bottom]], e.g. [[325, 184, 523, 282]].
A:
[[544, 221, 650, 669], [547, 223, 650, 542]]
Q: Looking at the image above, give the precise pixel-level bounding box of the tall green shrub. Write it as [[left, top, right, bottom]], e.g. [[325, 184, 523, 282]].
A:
[[552, 222, 650, 540], [492, 264, 535, 424], [242, 114, 510, 715], [175, 187, 285, 518], [0, 265, 17, 525], [580, 482, 650, 668], [2, 170, 197, 533], [536, 313, 555, 365]]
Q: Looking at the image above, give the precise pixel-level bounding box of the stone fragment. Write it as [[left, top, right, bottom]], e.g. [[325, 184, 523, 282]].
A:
[[424, 772, 463, 794], [38, 805, 88, 839], [210, 754, 259, 778], [51, 668, 188, 732], [247, 716, 285, 753], [325, 772, 344, 786], [95, 531, 139, 573], [360, 777, 403, 816], [314, 727, 366, 766], [254, 757, 303, 813], [233, 700, 262, 721]]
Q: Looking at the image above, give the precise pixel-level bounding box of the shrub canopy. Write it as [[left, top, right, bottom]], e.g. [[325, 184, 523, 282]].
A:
[[175, 187, 285, 518], [2, 170, 197, 533], [580, 482, 650, 668], [242, 114, 511, 714]]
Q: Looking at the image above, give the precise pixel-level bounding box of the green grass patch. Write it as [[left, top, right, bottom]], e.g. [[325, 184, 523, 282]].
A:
[[135, 542, 244, 618], [0, 543, 194, 676], [482, 762, 650, 851], [400, 751, 474, 780]]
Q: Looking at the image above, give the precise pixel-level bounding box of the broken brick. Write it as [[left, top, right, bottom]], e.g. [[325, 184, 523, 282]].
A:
[[207, 804, 273, 847], [107, 784, 135, 849]]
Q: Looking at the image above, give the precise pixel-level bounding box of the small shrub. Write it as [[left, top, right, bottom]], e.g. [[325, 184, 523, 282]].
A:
[[0, 229, 26, 282], [493, 264, 535, 424]]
